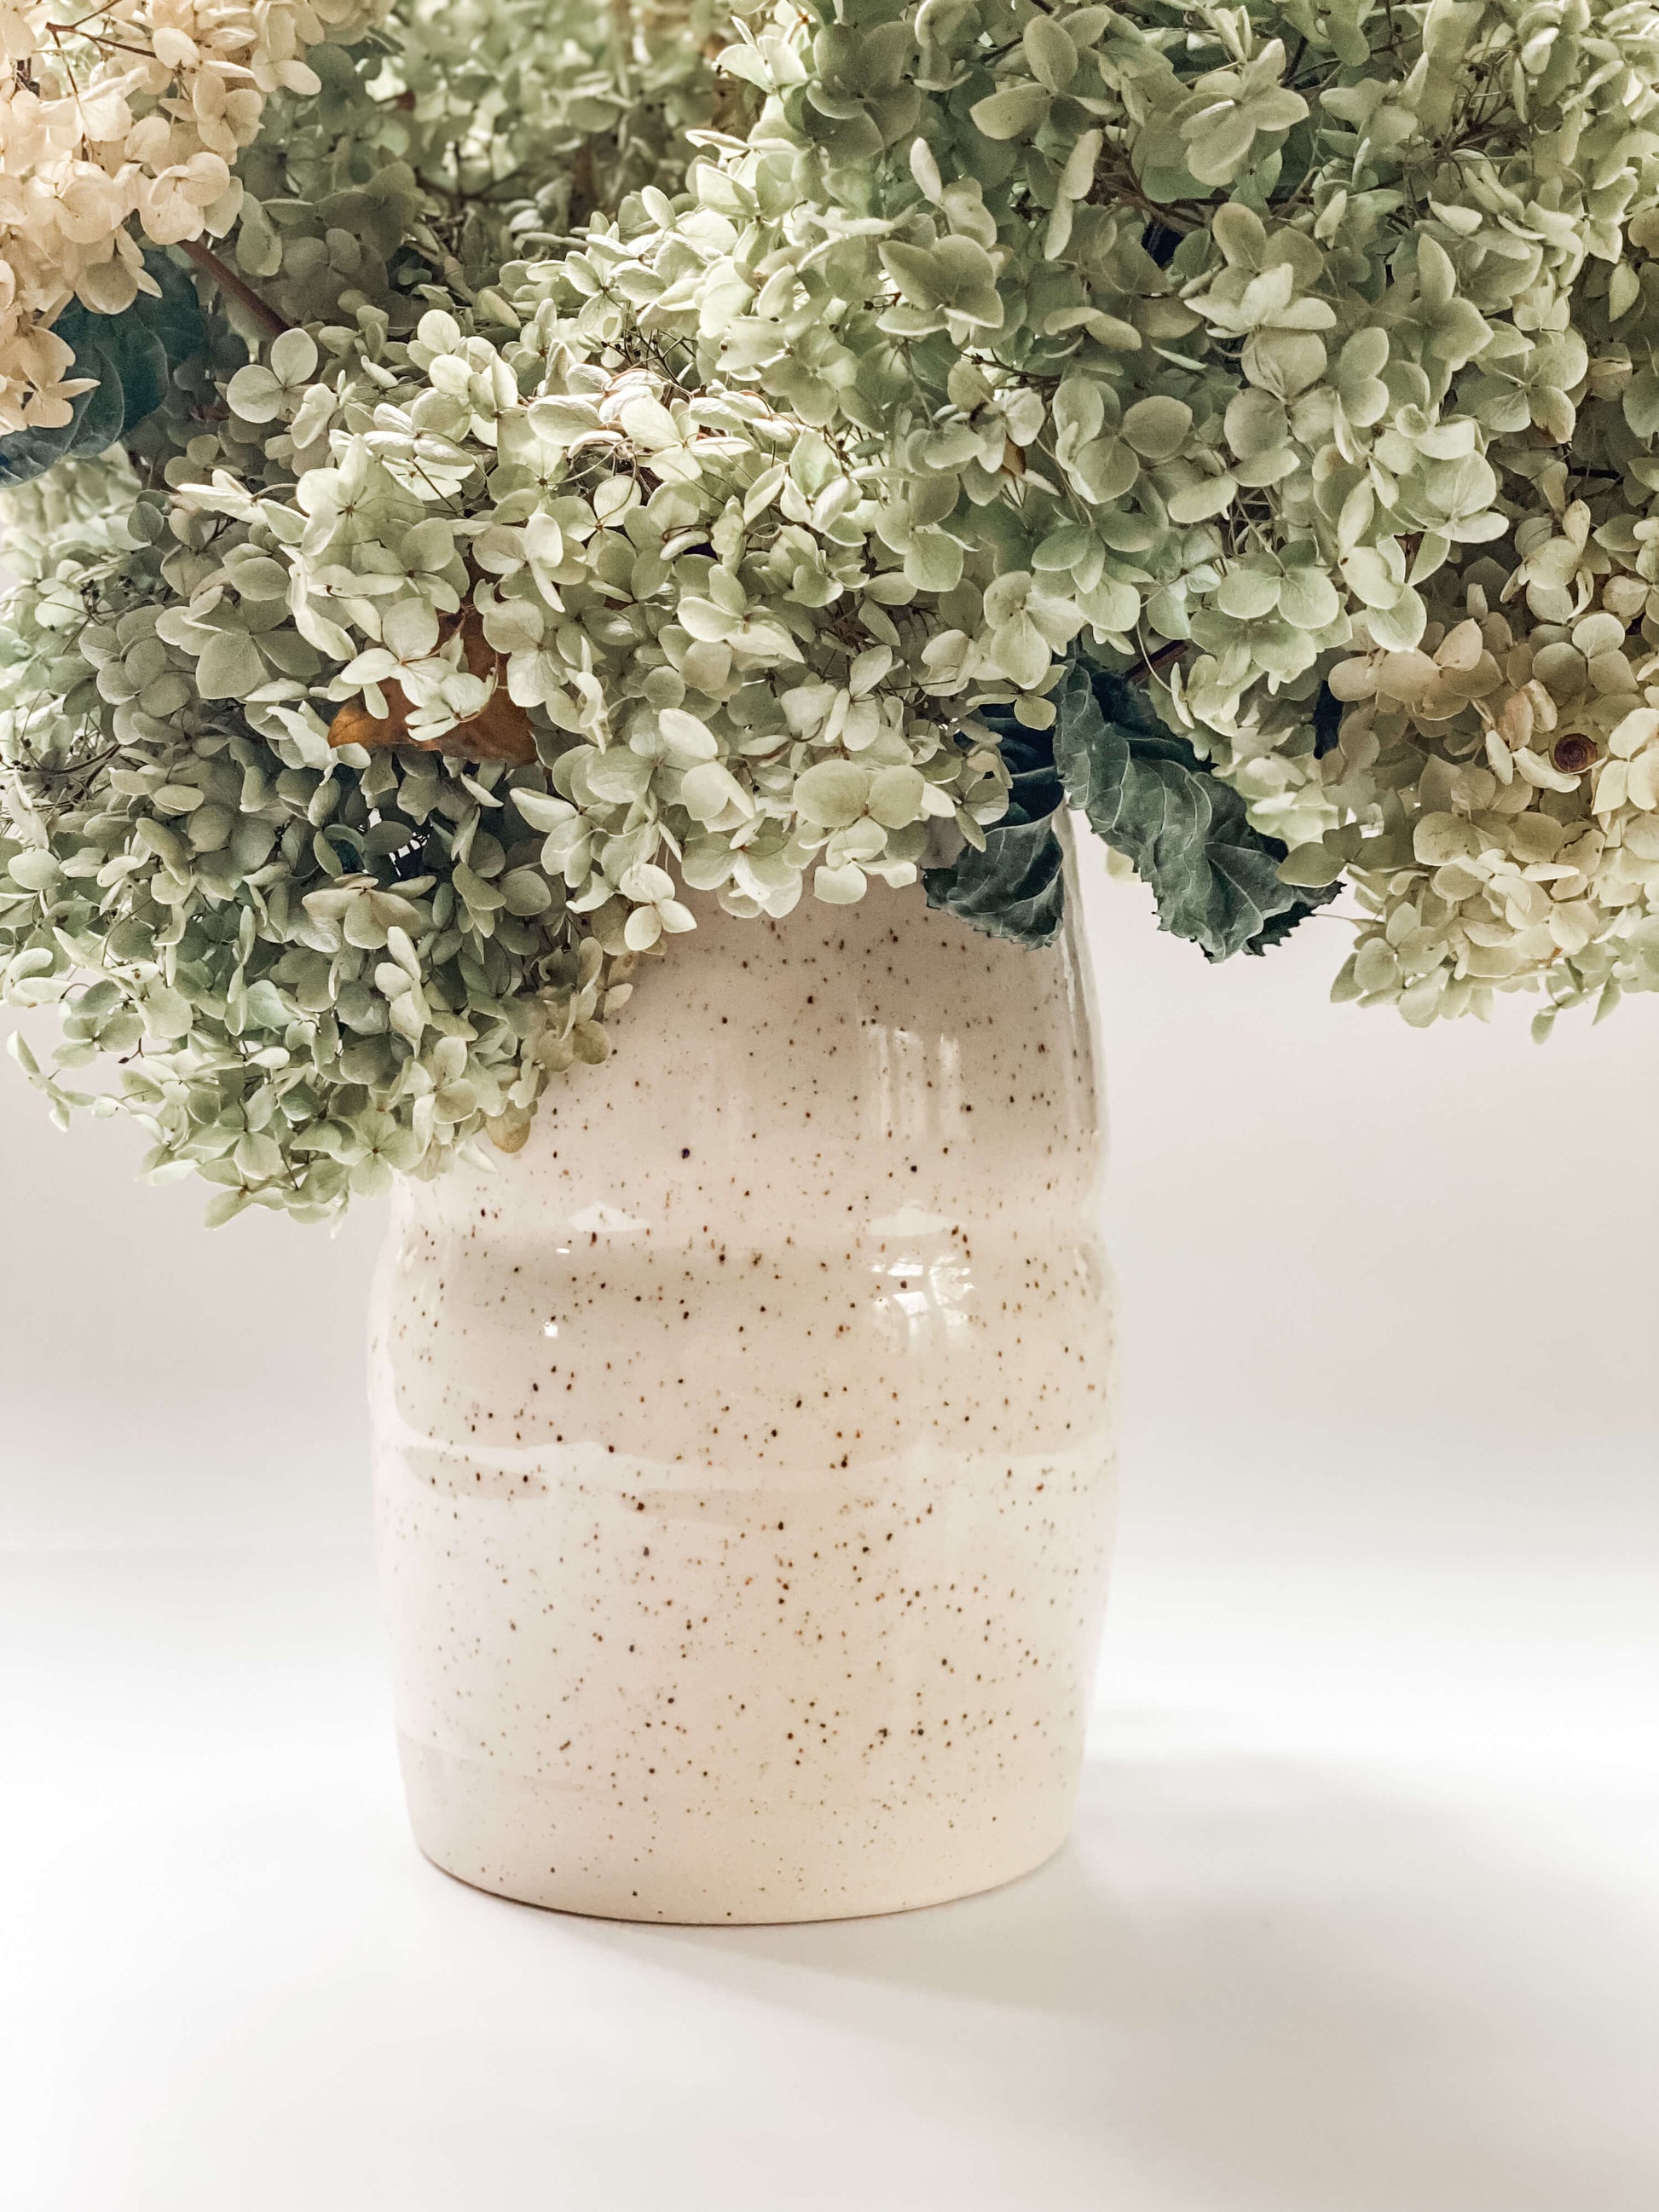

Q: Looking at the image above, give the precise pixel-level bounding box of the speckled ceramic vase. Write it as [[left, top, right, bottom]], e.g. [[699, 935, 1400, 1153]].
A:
[[368, 863, 1116, 1924]]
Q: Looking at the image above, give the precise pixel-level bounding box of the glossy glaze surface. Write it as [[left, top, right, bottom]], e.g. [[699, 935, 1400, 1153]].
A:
[[369, 867, 1116, 1921]]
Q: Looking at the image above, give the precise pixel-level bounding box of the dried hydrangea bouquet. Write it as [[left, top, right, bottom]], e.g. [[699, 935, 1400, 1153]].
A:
[[5, 0, 1656, 1918]]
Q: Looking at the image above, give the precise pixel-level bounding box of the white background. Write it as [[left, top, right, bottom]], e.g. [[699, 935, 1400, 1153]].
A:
[[3, 841, 1656, 2211]]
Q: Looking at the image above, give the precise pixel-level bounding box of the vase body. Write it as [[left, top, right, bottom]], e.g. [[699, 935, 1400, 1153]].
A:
[[369, 869, 1115, 1923]]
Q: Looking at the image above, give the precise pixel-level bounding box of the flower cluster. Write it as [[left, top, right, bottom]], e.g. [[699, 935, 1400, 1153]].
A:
[[1311, 511, 1659, 1030], [0, 440, 638, 1220], [181, 304, 1010, 927], [1, 0, 731, 1219], [10, 0, 1659, 1224], [581, 0, 1659, 1019], [220, 0, 742, 341], [0, 0, 390, 433]]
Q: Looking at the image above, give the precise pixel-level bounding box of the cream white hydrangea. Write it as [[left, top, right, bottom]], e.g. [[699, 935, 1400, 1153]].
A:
[[0, 0, 391, 430]]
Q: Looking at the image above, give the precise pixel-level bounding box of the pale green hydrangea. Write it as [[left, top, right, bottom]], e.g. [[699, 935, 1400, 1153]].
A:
[[0, 449, 632, 1222], [12, 0, 1659, 1222]]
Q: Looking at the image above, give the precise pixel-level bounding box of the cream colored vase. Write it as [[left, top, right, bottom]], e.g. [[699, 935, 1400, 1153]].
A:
[[368, 870, 1115, 1924]]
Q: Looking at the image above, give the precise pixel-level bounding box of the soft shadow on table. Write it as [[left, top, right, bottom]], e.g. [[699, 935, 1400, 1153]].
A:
[[563, 1735, 1659, 2212]]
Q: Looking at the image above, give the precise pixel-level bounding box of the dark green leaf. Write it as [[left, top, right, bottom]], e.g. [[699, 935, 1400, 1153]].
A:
[[0, 253, 205, 488], [924, 716, 1066, 947], [1053, 657, 1337, 960]]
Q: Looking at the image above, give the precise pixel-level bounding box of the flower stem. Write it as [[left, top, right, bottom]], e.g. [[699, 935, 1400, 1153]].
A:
[[178, 239, 289, 339]]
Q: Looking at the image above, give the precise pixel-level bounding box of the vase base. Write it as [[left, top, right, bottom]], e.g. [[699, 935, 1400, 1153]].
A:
[[396, 1731, 1075, 1925]]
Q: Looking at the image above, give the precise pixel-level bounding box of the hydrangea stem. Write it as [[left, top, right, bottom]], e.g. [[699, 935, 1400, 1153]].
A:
[[178, 240, 289, 339]]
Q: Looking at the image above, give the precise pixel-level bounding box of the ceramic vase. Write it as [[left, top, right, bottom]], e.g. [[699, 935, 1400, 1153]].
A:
[[369, 863, 1115, 1923]]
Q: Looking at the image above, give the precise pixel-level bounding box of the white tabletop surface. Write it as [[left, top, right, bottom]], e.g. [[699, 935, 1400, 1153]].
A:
[[7, 1463, 1657, 2212]]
